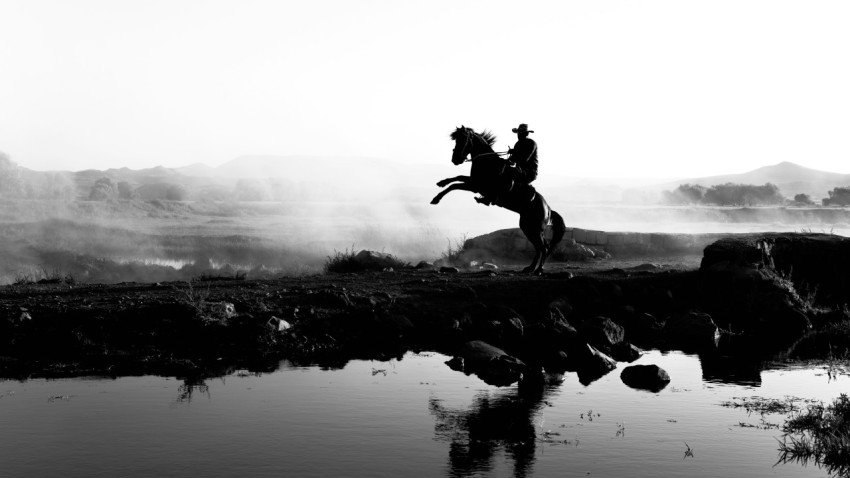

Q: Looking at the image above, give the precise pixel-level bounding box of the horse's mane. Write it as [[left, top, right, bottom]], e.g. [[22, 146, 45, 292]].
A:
[[450, 127, 497, 147]]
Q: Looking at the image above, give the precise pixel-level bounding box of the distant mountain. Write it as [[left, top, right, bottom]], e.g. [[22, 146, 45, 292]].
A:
[[634, 162, 850, 203]]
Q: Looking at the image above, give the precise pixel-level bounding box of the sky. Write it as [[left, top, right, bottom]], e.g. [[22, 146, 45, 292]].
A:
[[1, 0, 849, 178]]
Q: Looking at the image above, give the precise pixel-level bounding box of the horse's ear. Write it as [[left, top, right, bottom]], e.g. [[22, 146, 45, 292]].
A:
[[461, 124, 465, 129]]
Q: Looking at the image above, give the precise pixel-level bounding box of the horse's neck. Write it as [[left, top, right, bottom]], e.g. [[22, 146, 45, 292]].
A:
[[471, 136, 495, 158], [470, 141, 503, 179]]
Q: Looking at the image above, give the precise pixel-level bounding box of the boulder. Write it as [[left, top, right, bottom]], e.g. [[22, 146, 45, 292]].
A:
[[469, 305, 526, 350], [609, 342, 642, 362], [353, 250, 402, 270], [621, 364, 671, 392], [578, 316, 625, 350], [699, 234, 835, 339], [573, 343, 617, 385], [664, 311, 719, 352], [447, 340, 526, 386], [621, 312, 665, 347]]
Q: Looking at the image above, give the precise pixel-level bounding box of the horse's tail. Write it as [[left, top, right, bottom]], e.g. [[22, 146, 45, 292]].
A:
[[549, 210, 566, 255]]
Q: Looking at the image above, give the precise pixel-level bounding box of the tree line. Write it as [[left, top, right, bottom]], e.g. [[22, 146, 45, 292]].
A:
[[663, 182, 850, 206]]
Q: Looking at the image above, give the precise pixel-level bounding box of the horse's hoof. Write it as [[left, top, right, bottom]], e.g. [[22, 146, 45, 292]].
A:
[[436, 180, 450, 187], [430, 198, 440, 205]]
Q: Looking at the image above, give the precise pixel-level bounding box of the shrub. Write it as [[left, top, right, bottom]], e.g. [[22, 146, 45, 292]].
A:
[[89, 177, 117, 201], [823, 187, 850, 206]]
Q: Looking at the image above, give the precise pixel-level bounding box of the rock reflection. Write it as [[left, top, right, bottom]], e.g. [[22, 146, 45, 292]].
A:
[[699, 352, 763, 386], [429, 374, 562, 478]]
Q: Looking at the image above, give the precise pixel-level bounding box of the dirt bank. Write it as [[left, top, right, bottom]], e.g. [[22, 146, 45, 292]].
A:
[[1, 233, 848, 381]]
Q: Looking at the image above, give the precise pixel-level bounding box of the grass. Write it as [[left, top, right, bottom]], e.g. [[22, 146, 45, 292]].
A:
[[440, 235, 468, 265], [195, 270, 248, 282], [13, 267, 76, 285], [777, 394, 850, 476], [175, 280, 234, 325], [324, 246, 408, 273], [720, 396, 820, 415]]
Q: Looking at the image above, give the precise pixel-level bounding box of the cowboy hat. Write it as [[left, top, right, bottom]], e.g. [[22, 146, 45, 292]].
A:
[[512, 124, 534, 134]]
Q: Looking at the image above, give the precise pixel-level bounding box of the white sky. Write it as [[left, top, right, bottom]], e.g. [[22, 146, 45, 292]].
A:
[[1, 0, 849, 178]]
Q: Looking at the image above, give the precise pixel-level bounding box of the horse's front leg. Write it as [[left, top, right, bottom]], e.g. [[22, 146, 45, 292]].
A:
[[436, 175, 470, 188], [430, 183, 478, 205]]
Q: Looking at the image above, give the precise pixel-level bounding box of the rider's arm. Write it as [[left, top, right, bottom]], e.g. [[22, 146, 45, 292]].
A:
[[512, 141, 538, 180]]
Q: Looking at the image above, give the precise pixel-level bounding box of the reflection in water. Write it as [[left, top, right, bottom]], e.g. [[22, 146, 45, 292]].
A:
[[699, 352, 763, 386], [176, 377, 210, 403], [429, 374, 562, 478]]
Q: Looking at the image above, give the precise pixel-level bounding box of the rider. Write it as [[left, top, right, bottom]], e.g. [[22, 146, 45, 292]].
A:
[[476, 123, 538, 206]]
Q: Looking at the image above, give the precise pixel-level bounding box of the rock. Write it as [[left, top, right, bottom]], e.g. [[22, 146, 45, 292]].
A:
[[449, 340, 526, 386], [440, 266, 460, 274], [620, 364, 671, 392], [267, 316, 292, 332], [574, 344, 617, 385], [664, 311, 720, 352], [468, 305, 525, 350], [578, 316, 625, 350], [548, 298, 573, 320], [219, 302, 236, 318], [353, 250, 402, 270], [445, 356, 464, 371], [415, 261, 435, 270], [384, 314, 415, 336], [482, 263, 499, 270], [699, 234, 832, 341], [609, 342, 642, 362], [542, 350, 572, 372]]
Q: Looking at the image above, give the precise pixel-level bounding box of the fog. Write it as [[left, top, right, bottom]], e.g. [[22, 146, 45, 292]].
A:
[[2, 151, 850, 285], [4, 194, 849, 286]]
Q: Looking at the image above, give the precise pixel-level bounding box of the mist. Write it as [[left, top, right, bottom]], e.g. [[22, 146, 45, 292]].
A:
[[3, 150, 850, 285]]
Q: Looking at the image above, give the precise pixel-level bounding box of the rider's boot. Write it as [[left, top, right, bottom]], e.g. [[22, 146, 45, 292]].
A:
[[475, 195, 497, 206]]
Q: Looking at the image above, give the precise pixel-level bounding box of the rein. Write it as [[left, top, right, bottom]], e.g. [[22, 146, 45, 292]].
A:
[[464, 151, 509, 163]]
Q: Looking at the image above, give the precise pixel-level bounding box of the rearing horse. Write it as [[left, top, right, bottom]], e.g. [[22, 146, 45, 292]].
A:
[[431, 126, 566, 274]]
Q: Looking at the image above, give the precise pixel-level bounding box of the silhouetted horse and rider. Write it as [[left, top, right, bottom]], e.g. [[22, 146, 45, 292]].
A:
[[431, 125, 566, 274]]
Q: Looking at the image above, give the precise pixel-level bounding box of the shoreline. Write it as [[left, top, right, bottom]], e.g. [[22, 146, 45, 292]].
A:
[[1, 231, 848, 383]]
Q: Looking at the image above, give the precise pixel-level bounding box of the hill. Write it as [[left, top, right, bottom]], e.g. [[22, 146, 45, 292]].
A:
[[630, 162, 850, 204]]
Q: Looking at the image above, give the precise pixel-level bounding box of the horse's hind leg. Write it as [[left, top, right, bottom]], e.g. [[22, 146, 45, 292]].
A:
[[519, 217, 546, 274]]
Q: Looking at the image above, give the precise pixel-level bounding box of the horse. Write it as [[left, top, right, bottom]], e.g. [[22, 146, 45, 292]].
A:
[[431, 126, 566, 274]]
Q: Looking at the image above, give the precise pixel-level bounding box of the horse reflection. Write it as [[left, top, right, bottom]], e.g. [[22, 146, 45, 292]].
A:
[[176, 377, 210, 403], [429, 375, 562, 478]]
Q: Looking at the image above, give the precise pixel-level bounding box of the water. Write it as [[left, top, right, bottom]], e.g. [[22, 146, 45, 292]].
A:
[[0, 351, 845, 478]]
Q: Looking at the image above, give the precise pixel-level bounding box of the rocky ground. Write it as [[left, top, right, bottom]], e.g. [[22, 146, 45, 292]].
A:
[[1, 233, 849, 389]]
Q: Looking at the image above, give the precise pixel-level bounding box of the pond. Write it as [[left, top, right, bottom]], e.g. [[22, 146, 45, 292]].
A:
[[0, 350, 845, 477]]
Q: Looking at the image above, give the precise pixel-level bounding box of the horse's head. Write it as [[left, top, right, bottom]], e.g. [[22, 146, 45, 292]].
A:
[[449, 126, 497, 165], [450, 126, 473, 165]]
